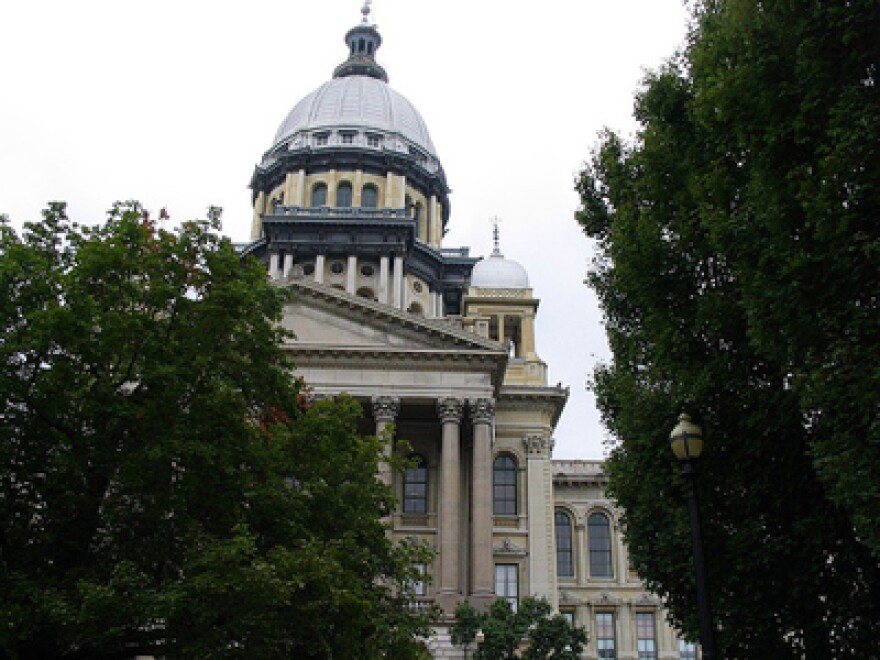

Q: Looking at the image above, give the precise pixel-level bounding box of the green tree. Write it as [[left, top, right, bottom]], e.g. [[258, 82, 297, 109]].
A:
[[0, 203, 432, 659], [576, 1, 880, 658], [451, 597, 587, 659]]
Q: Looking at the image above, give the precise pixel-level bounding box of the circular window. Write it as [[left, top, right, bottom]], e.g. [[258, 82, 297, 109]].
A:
[[360, 264, 375, 277], [412, 280, 423, 293], [330, 262, 344, 275], [303, 263, 315, 276]]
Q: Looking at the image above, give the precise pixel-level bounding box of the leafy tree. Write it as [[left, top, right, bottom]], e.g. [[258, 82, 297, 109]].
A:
[[0, 203, 433, 659], [451, 597, 587, 659], [576, 1, 880, 658]]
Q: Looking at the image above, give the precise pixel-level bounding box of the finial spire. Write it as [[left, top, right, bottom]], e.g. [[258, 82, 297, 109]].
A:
[[361, 0, 372, 23], [491, 217, 502, 256]]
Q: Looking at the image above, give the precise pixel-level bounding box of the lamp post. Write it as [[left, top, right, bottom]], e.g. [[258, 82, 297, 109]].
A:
[[670, 413, 717, 660]]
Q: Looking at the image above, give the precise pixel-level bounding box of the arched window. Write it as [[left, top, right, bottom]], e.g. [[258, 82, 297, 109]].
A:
[[361, 184, 378, 208], [555, 510, 574, 577], [493, 455, 517, 515], [403, 455, 427, 514], [336, 182, 353, 208], [310, 182, 327, 207], [588, 512, 613, 578]]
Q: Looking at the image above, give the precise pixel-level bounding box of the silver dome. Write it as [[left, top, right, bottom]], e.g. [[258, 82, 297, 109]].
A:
[[470, 250, 530, 289], [271, 75, 437, 157]]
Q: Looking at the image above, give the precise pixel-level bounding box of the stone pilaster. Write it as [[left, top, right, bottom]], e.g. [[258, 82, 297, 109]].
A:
[[436, 397, 464, 612], [525, 434, 558, 610], [469, 398, 495, 606]]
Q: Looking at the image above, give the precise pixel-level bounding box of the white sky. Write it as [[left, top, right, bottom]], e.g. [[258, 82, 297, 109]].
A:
[[0, 1, 690, 459]]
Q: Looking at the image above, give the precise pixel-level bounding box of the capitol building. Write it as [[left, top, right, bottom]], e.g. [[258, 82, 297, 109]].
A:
[[239, 6, 696, 659]]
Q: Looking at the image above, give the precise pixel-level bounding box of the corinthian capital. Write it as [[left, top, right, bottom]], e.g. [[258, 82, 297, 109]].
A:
[[469, 397, 495, 425], [371, 396, 400, 423], [436, 397, 464, 424], [524, 435, 554, 457]]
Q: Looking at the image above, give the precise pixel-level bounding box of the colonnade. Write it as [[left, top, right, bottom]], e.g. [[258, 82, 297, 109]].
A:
[[371, 395, 496, 610], [268, 251, 445, 316]]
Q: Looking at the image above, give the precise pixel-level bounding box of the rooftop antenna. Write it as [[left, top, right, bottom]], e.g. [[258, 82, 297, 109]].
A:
[[361, 0, 372, 23], [490, 216, 502, 256]]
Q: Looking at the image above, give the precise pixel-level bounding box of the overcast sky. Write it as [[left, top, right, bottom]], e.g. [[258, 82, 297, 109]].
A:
[[0, 0, 690, 459]]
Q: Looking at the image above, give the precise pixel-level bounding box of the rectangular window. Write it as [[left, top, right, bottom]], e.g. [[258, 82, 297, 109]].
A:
[[636, 612, 657, 660], [596, 611, 616, 659], [314, 133, 329, 146], [367, 134, 381, 147], [561, 610, 575, 626], [495, 564, 518, 611], [410, 562, 427, 597], [679, 639, 697, 660], [341, 132, 355, 144]]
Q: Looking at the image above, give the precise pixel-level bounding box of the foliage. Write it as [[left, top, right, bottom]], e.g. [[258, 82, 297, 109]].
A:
[[0, 203, 433, 659], [451, 597, 587, 659], [576, 1, 880, 658]]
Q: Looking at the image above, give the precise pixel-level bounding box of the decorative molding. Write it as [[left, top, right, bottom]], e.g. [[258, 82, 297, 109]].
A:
[[559, 590, 587, 606], [591, 590, 622, 606], [371, 395, 400, 423], [494, 537, 528, 557], [469, 397, 495, 425], [436, 397, 464, 424], [524, 435, 554, 457], [631, 592, 661, 607]]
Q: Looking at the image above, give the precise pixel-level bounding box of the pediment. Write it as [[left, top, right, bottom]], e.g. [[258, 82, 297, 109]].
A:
[[278, 277, 505, 356]]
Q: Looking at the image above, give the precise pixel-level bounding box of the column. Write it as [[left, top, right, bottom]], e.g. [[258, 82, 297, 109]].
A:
[[295, 169, 306, 206], [268, 252, 280, 280], [346, 255, 358, 294], [436, 397, 464, 612], [314, 254, 325, 284], [392, 255, 404, 309], [470, 398, 495, 605], [372, 396, 400, 487], [282, 253, 294, 279], [379, 255, 390, 304], [521, 312, 537, 358], [428, 193, 438, 246]]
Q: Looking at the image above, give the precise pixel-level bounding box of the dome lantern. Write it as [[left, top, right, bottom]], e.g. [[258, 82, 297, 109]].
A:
[[333, 1, 388, 82]]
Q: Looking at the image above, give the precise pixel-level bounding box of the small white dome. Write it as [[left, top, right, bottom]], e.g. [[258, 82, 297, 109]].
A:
[[470, 249, 530, 289]]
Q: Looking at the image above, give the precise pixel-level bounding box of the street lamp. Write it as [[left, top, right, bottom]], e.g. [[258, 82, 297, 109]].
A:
[[475, 629, 485, 659], [670, 413, 717, 660]]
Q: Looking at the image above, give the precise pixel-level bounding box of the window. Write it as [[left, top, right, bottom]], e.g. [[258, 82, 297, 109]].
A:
[[330, 261, 344, 275], [588, 512, 613, 578], [561, 610, 575, 626], [408, 562, 427, 598], [403, 455, 427, 514], [310, 182, 327, 207], [341, 132, 354, 144], [495, 564, 518, 611], [636, 612, 657, 660], [314, 133, 329, 146], [367, 134, 382, 148], [596, 612, 616, 659], [493, 455, 517, 515], [361, 184, 378, 208], [336, 182, 353, 208], [678, 639, 697, 660], [555, 510, 574, 577]]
